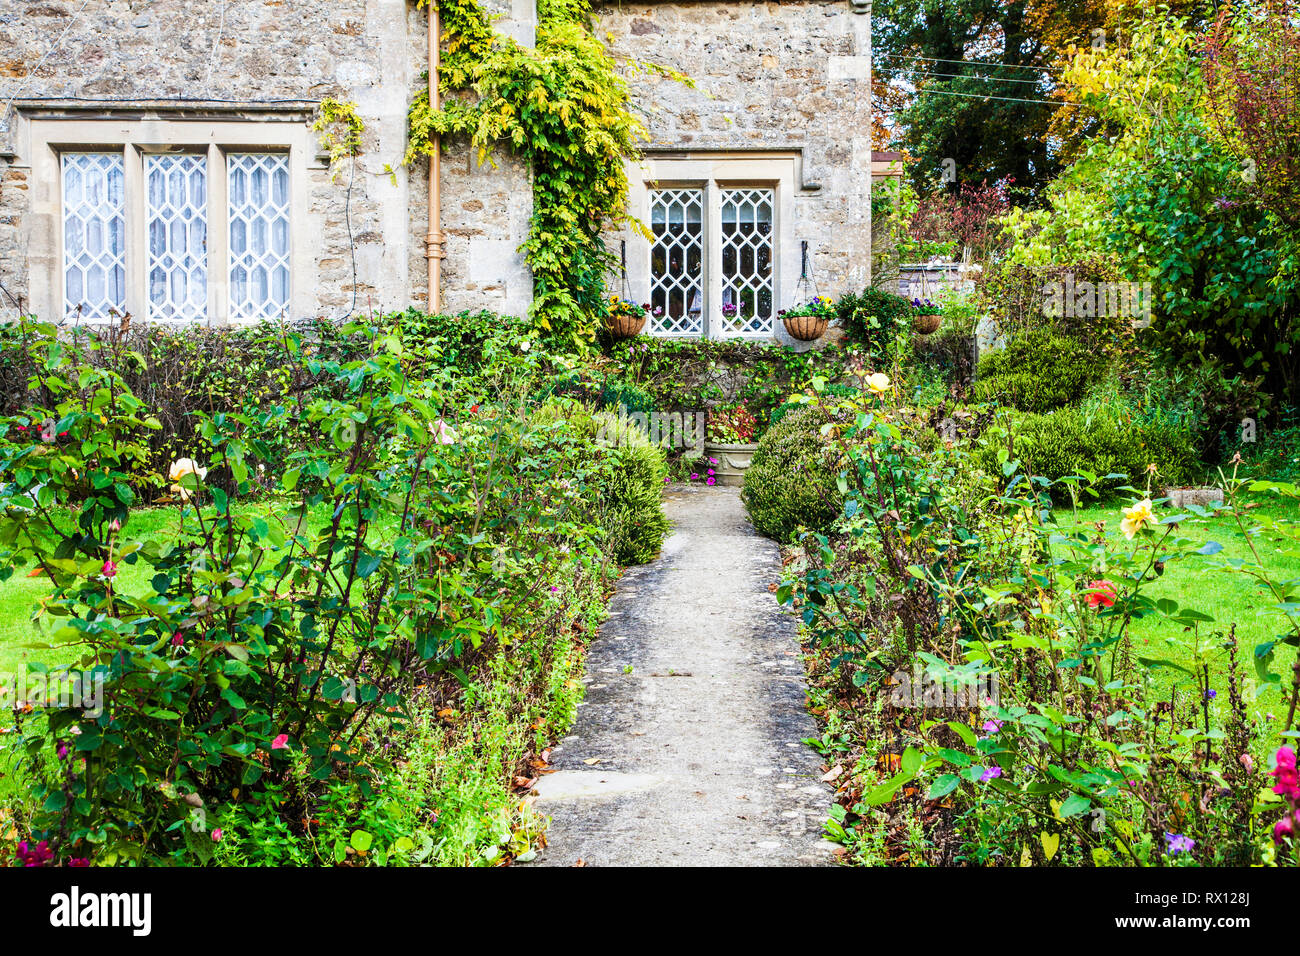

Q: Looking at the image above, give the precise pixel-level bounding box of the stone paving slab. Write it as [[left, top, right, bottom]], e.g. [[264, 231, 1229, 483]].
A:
[[530, 484, 835, 867]]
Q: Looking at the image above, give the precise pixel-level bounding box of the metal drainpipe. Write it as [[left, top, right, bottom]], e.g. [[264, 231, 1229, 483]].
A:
[[426, 1, 445, 313]]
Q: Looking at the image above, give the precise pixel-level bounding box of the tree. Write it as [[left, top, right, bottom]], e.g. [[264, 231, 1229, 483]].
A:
[[873, 0, 1101, 199], [1202, 0, 1300, 227], [873, 0, 1217, 200]]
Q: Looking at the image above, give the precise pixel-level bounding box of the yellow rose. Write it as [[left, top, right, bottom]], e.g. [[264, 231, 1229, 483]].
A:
[[866, 372, 891, 397], [168, 458, 208, 502], [1120, 498, 1154, 539]]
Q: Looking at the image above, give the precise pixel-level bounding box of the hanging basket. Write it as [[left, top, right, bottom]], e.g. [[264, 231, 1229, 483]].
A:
[[782, 311, 829, 342], [913, 312, 942, 335], [606, 310, 647, 339]]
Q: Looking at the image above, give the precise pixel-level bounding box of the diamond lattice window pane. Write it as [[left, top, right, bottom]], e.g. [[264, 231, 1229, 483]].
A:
[[720, 188, 774, 336], [228, 153, 291, 321], [62, 153, 126, 320], [648, 188, 704, 336], [145, 154, 208, 321]]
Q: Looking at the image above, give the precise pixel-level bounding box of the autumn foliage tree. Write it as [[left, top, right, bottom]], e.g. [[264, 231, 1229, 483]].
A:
[[1202, 0, 1300, 226]]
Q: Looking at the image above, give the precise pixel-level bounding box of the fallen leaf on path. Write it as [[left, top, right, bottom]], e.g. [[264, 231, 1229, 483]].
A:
[[583, 757, 602, 765], [821, 765, 844, 783]]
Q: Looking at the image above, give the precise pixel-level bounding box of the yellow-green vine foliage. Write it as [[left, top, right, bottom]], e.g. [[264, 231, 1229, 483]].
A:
[[314, 98, 365, 181], [407, 0, 647, 349]]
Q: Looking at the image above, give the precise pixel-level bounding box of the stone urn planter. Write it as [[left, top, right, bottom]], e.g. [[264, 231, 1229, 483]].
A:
[[704, 441, 760, 487], [913, 312, 942, 335], [1164, 486, 1225, 508], [782, 311, 829, 342]]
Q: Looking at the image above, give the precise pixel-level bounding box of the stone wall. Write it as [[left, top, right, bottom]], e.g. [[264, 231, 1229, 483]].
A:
[[595, 0, 874, 312], [0, 0, 532, 321], [0, 0, 869, 327]]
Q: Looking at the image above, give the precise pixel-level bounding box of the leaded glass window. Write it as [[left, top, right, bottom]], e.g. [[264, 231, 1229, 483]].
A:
[[649, 188, 704, 336], [720, 188, 774, 336], [61, 153, 126, 319], [146, 154, 209, 321], [228, 153, 291, 320]]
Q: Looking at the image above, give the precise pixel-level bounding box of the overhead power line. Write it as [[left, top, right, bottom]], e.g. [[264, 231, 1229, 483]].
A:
[[904, 67, 1060, 87], [875, 51, 1063, 76], [912, 87, 1083, 107]]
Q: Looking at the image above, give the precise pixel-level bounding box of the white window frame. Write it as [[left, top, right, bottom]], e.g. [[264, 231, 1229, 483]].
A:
[[626, 153, 801, 340], [23, 116, 318, 325]]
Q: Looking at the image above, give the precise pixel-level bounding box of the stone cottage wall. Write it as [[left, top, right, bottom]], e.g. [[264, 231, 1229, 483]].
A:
[[595, 0, 874, 309], [0, 0, 531, 322], [0, 0, 869, 327]]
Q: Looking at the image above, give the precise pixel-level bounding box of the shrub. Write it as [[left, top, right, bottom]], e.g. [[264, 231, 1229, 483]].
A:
[[605, 336, 859, 431], [973, 328, 1107, 413], [600, 378, 655, 415], [0, 321, 614, 865], [742, 405, 842, 543], [982, 406, 1199, 499], [770, 383, 860, 428], [781, 382, 1297, 867], [395, 308, 533, 377], [1234, 407, 1300, 480], [592, 411, 671, 565]]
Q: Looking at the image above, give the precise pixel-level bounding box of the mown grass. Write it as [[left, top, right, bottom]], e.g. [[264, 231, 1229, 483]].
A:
[[0, 502, 339, 676], [1059, 494, 1300, 725]]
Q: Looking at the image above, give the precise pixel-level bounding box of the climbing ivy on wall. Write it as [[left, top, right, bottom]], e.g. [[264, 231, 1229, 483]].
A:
[[313, 98, 365, 178], [406, 0, 650, 349]]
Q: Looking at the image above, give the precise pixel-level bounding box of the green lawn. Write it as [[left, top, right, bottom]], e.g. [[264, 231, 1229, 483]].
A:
[[0, 501, 343, 677], [1059, 495, 1300, 723], [0, 507, 197, 677]]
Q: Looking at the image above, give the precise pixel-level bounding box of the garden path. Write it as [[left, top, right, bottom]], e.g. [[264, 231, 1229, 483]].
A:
[[530, 484, 835, 866]]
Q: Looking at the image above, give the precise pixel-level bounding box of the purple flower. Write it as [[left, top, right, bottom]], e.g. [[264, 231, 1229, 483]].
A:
[[978, 766, 1002, 782], [1204, 689, 1217, 700], [1164, 832, 1195, 854], [981, 719, 1003, 734], [1274, 811, 1294, 842], [16, 840, 54, 867]]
